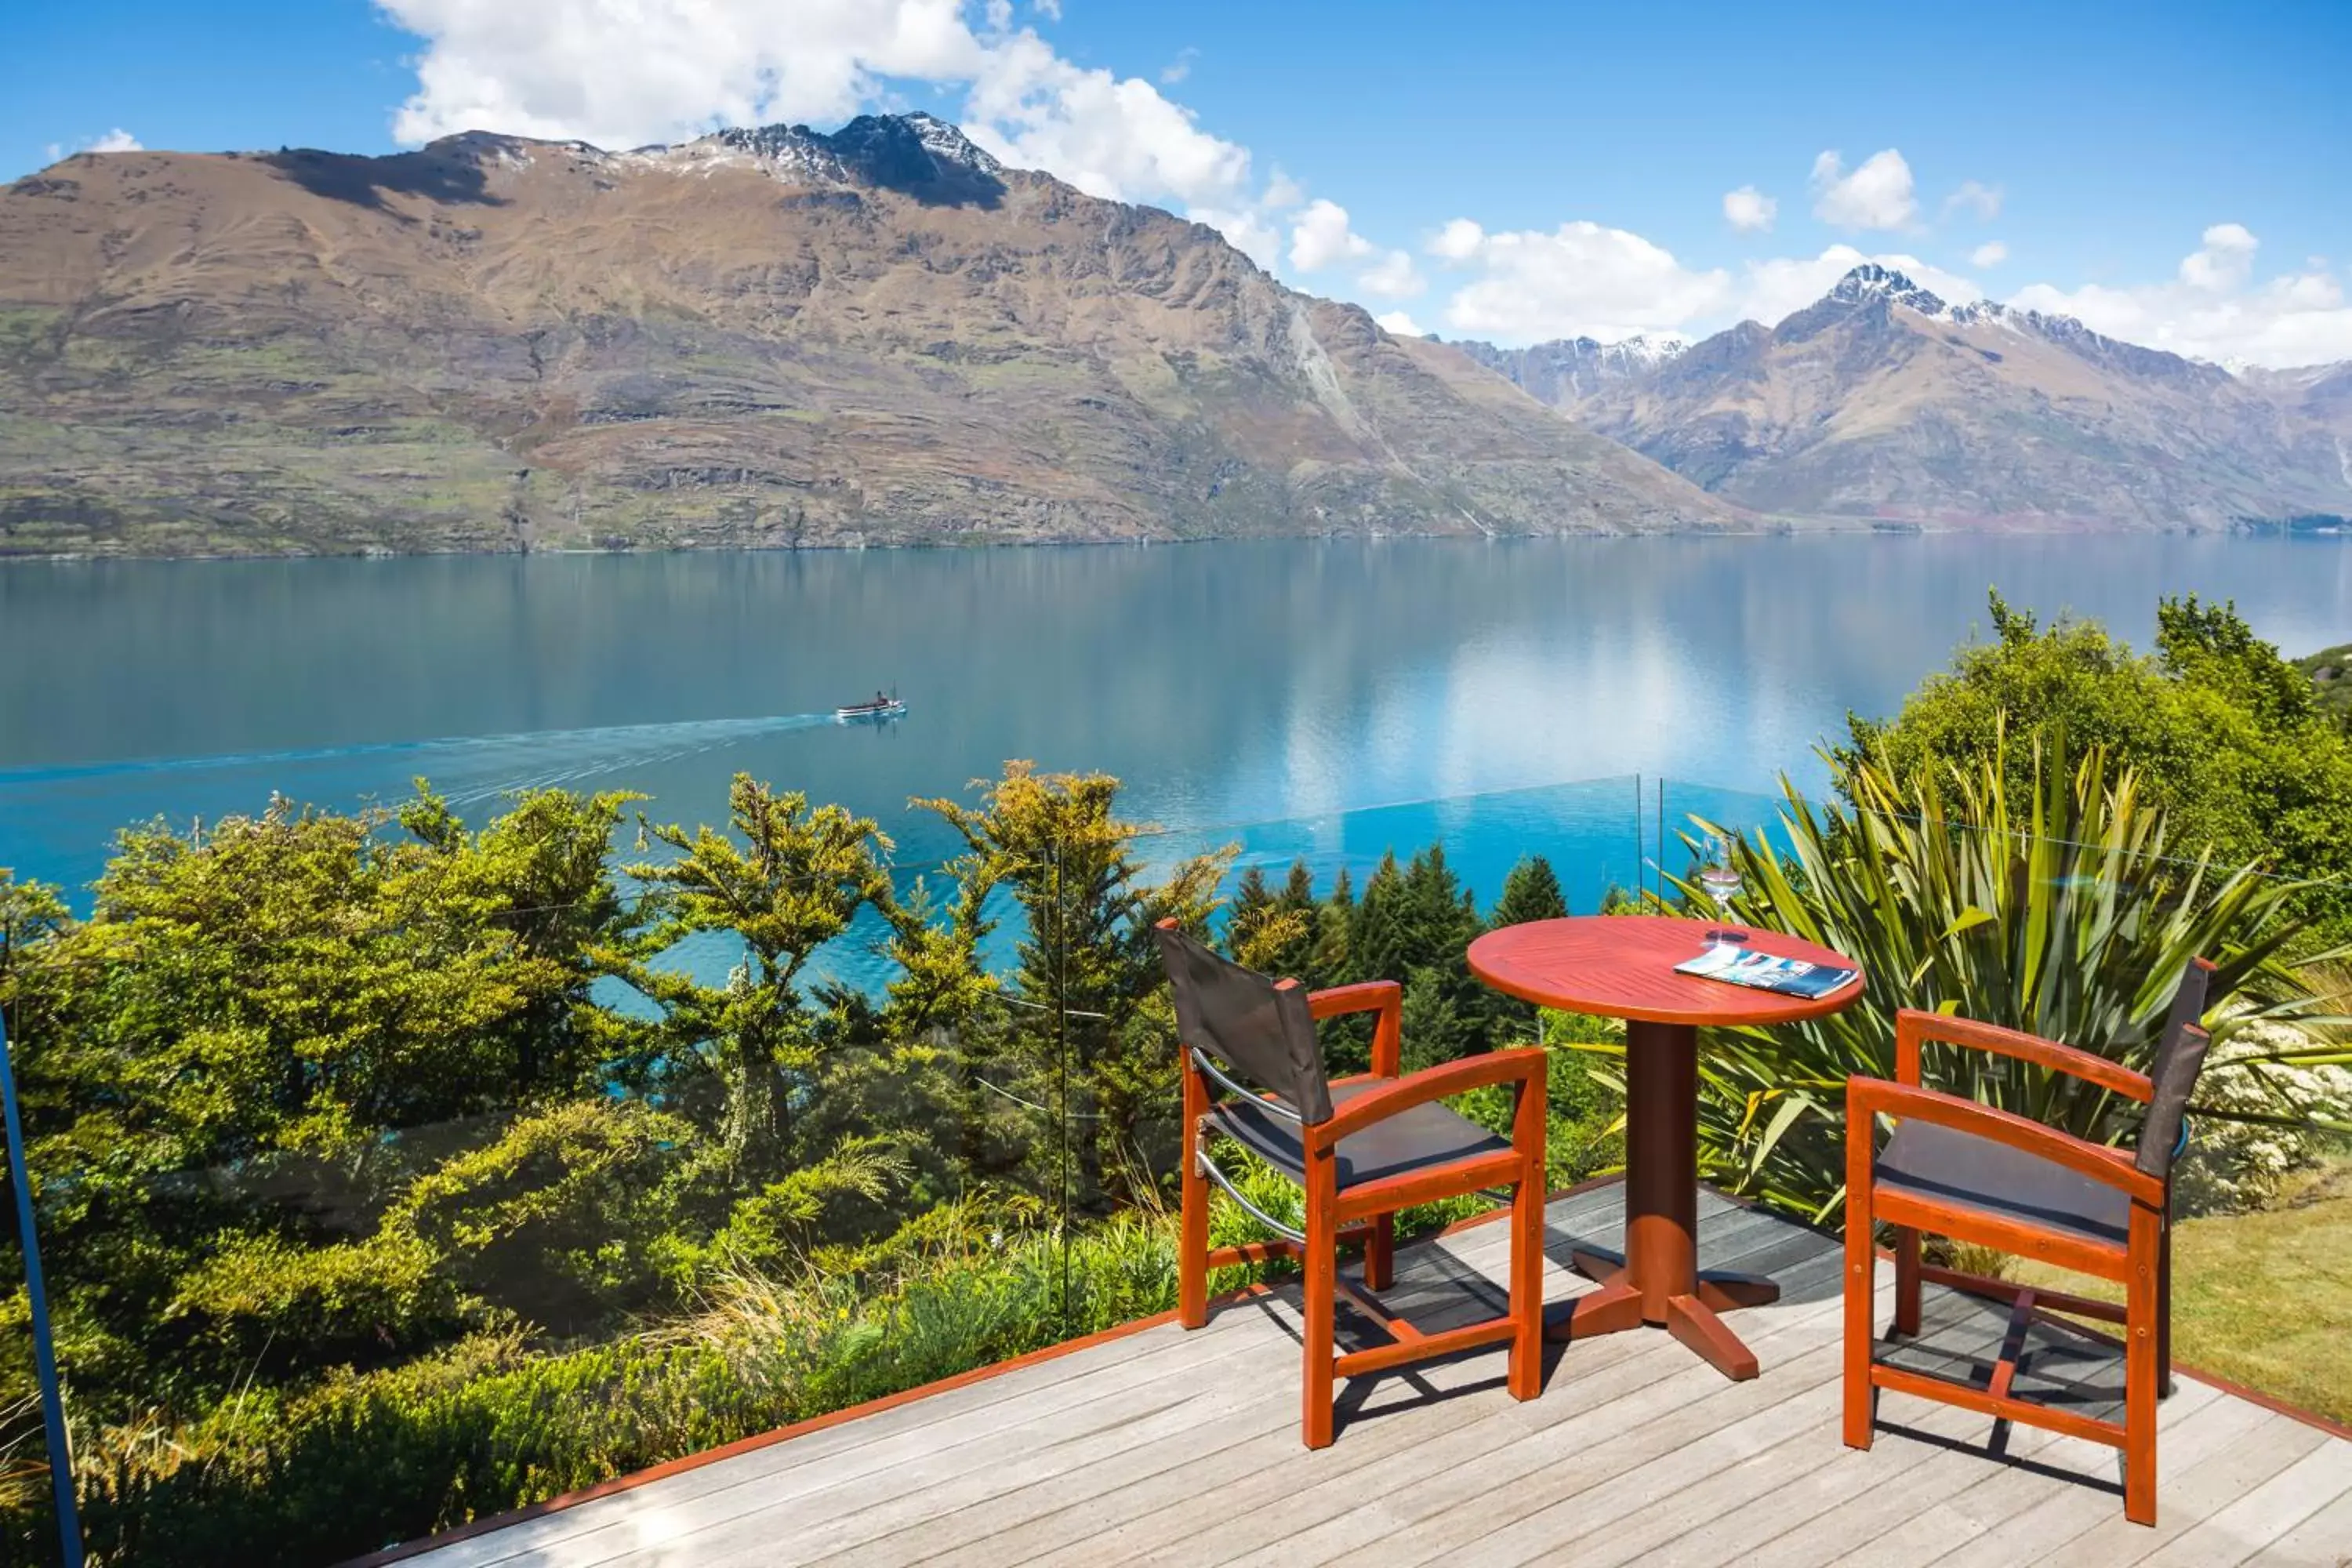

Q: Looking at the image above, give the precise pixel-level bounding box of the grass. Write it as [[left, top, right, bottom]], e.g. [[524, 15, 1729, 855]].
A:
[[2011, 1159, 2352, 1427]]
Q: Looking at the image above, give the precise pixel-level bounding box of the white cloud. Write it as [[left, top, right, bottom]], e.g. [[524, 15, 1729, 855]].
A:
[[1288, 198, 1374, 271], [1189, 204, 1282, 270], [1160, 47, 1196, 85], [2178, 222, 2258, 291], [380, 0, 1258, 218], [383, 0, 979, 147], [45, 128, 140, 163], [1374, 310, 1427, 337], [1737, 245, 1982, 328], [1971, 241, 2009, 268], [1436, 220, 1733, 342], [1357, 249, 1425, 299], [1944, 180, 2002, 221], [1427, 218, 1486, 261], [1722, 185, 1777, 234], [964, 30, 1251, 209], [2011, 224, 2352, 368], [1810, 148, 1917, 231]]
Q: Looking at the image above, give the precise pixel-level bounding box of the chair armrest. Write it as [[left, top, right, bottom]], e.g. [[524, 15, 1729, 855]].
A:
[[1310, 1048, 1545, 1149], [1848, 1075, 2165, 1208], [1307, 981, 1402, 1077], [1895, 1009, 2153, 1103]]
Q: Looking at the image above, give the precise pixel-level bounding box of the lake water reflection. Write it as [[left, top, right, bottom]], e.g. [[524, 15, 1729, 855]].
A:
[[5, 534, 2350, 911]]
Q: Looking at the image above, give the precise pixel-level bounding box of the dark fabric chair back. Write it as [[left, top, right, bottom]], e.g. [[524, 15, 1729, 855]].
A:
[[1155, 923, 1334, 1125], [2136, 957, 2216, 1179]]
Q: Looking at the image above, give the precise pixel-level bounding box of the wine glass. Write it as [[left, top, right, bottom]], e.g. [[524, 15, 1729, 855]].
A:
[[1697, 833, 1746, 947]]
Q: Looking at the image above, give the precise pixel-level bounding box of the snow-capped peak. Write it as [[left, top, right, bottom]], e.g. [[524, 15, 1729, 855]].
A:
[[1828, 263, 1950, 316], [617, 114, 1003, 190], [1597, 334, 1690, 369]]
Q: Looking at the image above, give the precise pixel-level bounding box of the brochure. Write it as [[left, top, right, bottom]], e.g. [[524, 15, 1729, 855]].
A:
[[1674, 943, 1859, 1000]]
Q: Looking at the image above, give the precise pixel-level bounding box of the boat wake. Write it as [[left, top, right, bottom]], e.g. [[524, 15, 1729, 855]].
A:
[[0, 712, 840, 810]]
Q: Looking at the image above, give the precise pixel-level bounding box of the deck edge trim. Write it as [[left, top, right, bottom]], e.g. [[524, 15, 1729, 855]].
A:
[[334, 1173, 1627, 1567]]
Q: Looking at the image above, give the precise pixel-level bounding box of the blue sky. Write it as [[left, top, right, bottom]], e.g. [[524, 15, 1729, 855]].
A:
[[9, 0, 2351, 364]]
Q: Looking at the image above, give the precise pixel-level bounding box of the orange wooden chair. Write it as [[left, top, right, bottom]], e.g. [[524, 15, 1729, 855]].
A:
[[1153, 921, 1549, 1447], [1842, 959, 2213, 1525]]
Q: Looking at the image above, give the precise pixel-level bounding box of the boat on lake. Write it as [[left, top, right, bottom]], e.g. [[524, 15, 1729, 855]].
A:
[[836, 691, 907, 721]]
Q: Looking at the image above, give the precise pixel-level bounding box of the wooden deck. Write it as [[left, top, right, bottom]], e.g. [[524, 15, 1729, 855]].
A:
[[398, 1182, 2352, 1568]]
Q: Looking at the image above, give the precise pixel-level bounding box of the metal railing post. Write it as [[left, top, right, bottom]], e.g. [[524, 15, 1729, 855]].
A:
[[0, 1014, 84, 1568]]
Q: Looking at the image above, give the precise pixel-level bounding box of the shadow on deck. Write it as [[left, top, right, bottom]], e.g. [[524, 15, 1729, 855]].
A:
[[381, 1180, 2352, 1568]]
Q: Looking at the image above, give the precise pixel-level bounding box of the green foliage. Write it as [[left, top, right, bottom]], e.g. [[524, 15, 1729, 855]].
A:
[[2294, 641, 2352, 732], [1684, 736, 2347, 1221], [617, 775, 896, 1170], [1847, 592, 2352, 935], [918, 763, 1230, 1214]]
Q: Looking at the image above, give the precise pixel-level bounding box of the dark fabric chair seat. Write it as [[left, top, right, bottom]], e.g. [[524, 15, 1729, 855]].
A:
[[1209, 1078, 1510, 1190], [1877, 1118, 2131, 1247]]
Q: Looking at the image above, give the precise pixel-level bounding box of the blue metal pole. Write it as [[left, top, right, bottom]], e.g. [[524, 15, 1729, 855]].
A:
[[0, 1015, 83, 1568]]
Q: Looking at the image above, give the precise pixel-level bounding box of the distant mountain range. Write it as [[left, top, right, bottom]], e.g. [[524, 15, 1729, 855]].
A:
[[1450, 335, 1686, 407], [3, 116, 2347, 557], [1452, 265, 2352, 530], [0, 114, 1731, 557]]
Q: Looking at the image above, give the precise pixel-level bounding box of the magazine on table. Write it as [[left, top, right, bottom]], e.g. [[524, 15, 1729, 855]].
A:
[[1674, 943, 1859, 1000]]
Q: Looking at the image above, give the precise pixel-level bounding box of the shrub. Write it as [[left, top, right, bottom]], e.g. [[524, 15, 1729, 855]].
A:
[[1682, 736, 2347, 1221]]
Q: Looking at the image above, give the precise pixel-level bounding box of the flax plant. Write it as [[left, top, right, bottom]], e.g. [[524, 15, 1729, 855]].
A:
[[1663, 734, 2350, 1221]]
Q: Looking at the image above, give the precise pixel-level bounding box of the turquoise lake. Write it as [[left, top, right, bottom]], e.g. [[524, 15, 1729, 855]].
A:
[[5, 535, 2351, 942]]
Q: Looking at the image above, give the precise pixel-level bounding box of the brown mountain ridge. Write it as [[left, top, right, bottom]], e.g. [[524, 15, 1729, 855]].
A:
[[0, 114, 1738, 557], [1460, 265, 2352, 532]]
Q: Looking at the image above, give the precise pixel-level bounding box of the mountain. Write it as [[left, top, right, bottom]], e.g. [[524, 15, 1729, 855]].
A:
[[1448, 335, 1686, 406], [2248, 360, 2352, 450], [1509, 264, 2352, 530], [0, 114, 1736, 557]]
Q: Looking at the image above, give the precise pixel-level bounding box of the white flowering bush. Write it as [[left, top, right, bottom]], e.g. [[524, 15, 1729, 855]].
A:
[[2174, 1020, 2352, 1216]]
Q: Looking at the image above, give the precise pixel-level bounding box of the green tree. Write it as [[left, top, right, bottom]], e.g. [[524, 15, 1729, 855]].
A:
[[1348, 851, 1410, 989], [920, 764, 1228, 1210], [1846, 591, 2352, 935], [1486, 855, 1569, 1042], [1491, 855, 1569, 928], [619, 775, 896, 1174]]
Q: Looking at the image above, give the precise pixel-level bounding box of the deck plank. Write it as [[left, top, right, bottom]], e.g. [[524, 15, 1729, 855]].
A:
[[1744, 1381, 2227, 1568], [389, 1184, 2352, 1568], [2256, 1486, 2352, 1568], [1205, 1260, 1857, 1568], [1891, 1381, 2280, 1568], [2031, 1411, 2329, 1567]]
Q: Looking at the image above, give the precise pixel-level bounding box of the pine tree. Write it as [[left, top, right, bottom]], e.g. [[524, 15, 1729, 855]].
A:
[[1484, 855, 1571, 1046], [1348, 851, 1410, 987], [1492, 855, 1569, 929], [1311, 864, 1353, 987]]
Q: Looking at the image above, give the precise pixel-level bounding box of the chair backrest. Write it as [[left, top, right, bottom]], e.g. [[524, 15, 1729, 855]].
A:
[[2136, 956, 2216, 1179], [1153, 922, 1334, 1125]]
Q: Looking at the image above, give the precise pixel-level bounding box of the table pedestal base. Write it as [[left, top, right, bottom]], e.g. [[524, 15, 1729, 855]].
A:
[[1542, 1019, 1779, 1381]]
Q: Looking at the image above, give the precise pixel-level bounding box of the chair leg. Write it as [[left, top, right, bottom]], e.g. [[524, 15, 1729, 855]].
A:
[[2125, 1204, 2161, 1526], [1893, 1225, 1922, 1338], [1178, 1114, 1209, 1331], [1843, 1110, 1876, 1451], [1508, 1163, 1543, 1402], [1365, 1213, 1395, 1293], [2157, 1214, 2175, 1399], [1301, 1151, 1338, 1450]]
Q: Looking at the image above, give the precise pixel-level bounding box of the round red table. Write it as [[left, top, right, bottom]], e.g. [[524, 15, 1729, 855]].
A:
[[1467, 914, 1866, 1381]]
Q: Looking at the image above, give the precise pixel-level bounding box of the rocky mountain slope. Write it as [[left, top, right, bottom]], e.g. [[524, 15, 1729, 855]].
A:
[[1449, 335, 1686, 407], [0, 114, 1737, 556], [2249, 361, 2352, 452], [1476, 266, 2352, 530]]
